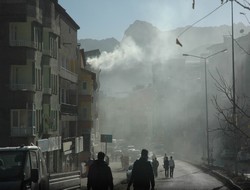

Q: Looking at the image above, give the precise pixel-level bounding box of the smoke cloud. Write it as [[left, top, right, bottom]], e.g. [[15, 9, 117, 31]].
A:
[[89, 22, 250, 164]]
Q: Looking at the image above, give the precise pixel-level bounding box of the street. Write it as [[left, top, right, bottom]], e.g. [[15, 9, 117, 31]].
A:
[[114, 159, 231, 190]]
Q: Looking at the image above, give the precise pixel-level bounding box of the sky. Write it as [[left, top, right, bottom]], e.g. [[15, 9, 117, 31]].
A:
[[58, 0, 250, 41], [58, 0, 249, 159]]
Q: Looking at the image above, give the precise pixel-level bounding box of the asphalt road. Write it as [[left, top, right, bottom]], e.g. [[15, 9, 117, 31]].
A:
[[115, 159, 231, 190]]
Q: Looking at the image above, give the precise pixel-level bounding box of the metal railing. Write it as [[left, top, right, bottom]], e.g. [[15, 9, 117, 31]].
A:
[[59, 67, 78, 83], [49, 171, 81, 190], [11, 84, 36, 91], [11, 126, 36, 137], [9, 40, 38, 49]]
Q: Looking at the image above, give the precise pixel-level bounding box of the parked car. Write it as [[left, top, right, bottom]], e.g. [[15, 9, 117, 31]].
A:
[[237, 150, 250, 162], [0, 145, 49, 190], [126, 164, 133, 183]]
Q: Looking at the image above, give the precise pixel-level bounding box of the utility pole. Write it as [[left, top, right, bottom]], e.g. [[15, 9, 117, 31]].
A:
[[183, 49, 227, 166], [230, 0, 238, 175]]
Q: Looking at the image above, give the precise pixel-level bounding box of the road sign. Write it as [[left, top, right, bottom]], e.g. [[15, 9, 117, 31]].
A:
[[101, 134, 112, 143]]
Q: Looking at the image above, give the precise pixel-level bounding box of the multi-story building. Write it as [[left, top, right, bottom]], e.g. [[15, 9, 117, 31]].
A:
[[0, 0, 85, 173], [80, 49, 101, 160]]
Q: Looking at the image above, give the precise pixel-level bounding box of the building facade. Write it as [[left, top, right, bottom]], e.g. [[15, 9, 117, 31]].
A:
[[0, 0, 98, 173]]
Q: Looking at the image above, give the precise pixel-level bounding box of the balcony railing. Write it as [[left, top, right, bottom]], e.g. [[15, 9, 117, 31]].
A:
[[60, 67, 78, 83], [43, 49, 53, 57], [11, 126, 36, 137], [9, 40, 38, 49], [11, 84, 36, 91], [60, 103, 78, 115]]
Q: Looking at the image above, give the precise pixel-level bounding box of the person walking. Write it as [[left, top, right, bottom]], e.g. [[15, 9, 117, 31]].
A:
[[169, 156, 175, 178], [163, 155, 169, 178], [87, 152, 114, 190], [152, 157, 159, 178], [127, 149, 155, 190], [105, 155, 110, 165]]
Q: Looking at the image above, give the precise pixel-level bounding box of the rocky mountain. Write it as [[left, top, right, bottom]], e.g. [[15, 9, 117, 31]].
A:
[[78, 20, 250, 54], [78, 20, 250, 96]]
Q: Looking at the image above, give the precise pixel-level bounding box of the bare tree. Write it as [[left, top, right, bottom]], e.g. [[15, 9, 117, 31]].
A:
[[210, 69, 250, 174], [211, 69, 250, 138], [209, 68, 250, 175]]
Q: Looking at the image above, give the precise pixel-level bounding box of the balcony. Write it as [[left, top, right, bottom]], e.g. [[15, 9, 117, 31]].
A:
[[61, 103, 78, 115], [43, 49, 53, 57], [43, 87, 52, 95], [60, 67, 78, 83], [9, 40, 38, 49], [11, 84, 36, 92], [11, 126, 36, 137]]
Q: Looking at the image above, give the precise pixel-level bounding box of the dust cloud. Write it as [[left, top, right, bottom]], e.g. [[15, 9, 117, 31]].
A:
[[87, 21, 250, 163]]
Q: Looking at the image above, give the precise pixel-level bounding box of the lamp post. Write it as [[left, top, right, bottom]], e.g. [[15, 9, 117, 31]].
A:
[[231, 0, 238, 174], [183, 49, 227, 166], [240, 12, 250, 24]]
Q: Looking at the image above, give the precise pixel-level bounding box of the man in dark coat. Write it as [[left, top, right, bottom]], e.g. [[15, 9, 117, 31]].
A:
[[163, 155, 169, 178], [152, 157, 159, 177], [87, 152, 114, 190], [127, 149, 155, 190]]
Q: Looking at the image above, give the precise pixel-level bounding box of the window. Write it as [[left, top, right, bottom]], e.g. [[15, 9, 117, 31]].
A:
[[49, 34, 58, 59], [20, 111, 27, 128], [51, 74, 58, 94], [34, 27, 39, 49], [50, 110, 57, 130], [28, 110, 34, 127], [82, 108, 87, 119], [36, 110, 41, 133], [12, 111, 18, 127], [24, 153, 31, 180], [33, 25, 42, 50], [10, 24, 17, 41], [61, 88, 65, 103], [30, 151, 38, 169], [82, 82, 87, 90], [11, 109, 35, 128], [35, 68, 42, 90]]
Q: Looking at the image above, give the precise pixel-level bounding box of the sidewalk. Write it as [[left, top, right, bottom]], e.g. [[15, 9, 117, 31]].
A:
[[81, 161, 126, 189]]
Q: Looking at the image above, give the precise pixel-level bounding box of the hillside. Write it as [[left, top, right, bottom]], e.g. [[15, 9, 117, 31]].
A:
[[79, 20, 250, 54]]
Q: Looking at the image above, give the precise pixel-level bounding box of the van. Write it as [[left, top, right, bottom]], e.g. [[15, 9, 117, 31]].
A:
[[0, 145, 49, 190]]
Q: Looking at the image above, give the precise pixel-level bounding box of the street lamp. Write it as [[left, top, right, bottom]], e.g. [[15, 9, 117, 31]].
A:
[[240, 12, 250, 24], [183, 49, 227, 166]]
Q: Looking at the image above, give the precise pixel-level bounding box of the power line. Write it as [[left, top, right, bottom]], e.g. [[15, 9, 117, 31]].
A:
[[177, 2, 228, 38], [234, 38, 250, 55]]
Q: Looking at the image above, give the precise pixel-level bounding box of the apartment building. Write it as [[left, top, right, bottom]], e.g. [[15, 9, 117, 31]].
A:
[[0, 0, 89, 173], [78, 49, 100, 161]]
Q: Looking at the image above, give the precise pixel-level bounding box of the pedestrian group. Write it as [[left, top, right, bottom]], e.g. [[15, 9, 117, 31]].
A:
[[164, 154, 175, 178], [86, 150, 175, 190]]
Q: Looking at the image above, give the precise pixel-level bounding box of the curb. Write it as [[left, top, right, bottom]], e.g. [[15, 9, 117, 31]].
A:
[[211, 170, 243, 190], [198, 164, 243, 190]]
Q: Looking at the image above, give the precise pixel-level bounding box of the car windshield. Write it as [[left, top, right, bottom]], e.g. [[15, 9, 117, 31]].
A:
[[0, 151, 26, 180]]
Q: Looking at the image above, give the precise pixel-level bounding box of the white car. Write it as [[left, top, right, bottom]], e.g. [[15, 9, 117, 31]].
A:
[[126, 164, 133, 183]]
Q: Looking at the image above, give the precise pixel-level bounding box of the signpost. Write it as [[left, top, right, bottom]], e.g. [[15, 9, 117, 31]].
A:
[[101, 134, 112, 154]]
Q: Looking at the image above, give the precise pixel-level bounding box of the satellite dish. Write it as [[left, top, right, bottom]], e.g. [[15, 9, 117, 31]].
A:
[[240, 29, 244, 33]]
